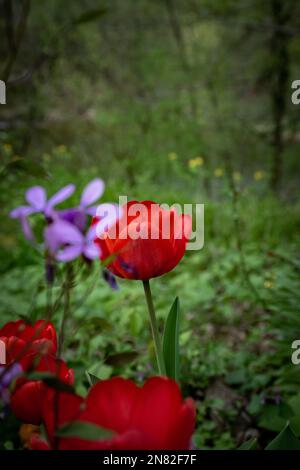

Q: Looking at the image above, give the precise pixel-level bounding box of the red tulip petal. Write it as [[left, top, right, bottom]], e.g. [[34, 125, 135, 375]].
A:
[[19, 353, 73, 383], [29, 436, 51, 450], [29, 338, 57, 356], [113, 429, 158, 450], [33, 320, 57, 352], [19, 320, 57, 350], [11, 381, 45, 424], [0, 336, 26, 363], [113, 221, 175, 280], [41, 388, 84, 445], [11, 354, 74, 425], [0, 320, 27, 338], [83, 377, 138, 433], [130, 377, 183, 449], [167, 398, 196, 449]]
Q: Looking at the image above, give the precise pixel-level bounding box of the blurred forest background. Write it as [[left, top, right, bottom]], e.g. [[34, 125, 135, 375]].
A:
[[0, 0, 300, 449]]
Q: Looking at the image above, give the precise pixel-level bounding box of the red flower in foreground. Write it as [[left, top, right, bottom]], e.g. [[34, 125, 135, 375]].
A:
[[30, 377, 196, 450], [0, 319, 73, 425], [0, 319, 57, 362], [94, 200, 192, 280]]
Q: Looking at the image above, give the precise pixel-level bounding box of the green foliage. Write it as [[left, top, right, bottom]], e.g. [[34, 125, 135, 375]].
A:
[[163, 297, 180, 381], [266, 423, 300, 450], [239, 438, 257, 450], [56, 421, 114, 440]]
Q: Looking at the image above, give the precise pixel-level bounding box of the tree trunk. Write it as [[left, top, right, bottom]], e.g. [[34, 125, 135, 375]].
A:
[[269, 0, 290, 193]]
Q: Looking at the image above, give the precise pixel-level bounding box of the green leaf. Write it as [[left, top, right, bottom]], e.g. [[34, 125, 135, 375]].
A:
[[56, 421, 113, 440], [226, 369, 247, 385], [163, 297, 180, 381], [238, 438, 257, 450], [85, 371, 99, 387], [259, 403, 293, 432], [105, 351, 138, 367], [266, 423, 300, 450], [73, 8, 107, 26], [86, 363, 112, 386], [288, 394, 300, 436]]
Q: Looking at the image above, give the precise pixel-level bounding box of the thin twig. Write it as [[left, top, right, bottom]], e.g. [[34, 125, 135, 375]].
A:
[[2, 0, 31, 82]]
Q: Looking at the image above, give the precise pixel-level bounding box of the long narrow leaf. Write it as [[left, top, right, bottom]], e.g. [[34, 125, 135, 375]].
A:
[[163, 297, 180, 381], [266, 422, 300, 450], [56, 421, 114, 441]]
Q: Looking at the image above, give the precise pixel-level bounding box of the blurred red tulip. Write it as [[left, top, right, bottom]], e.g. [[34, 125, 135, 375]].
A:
[[30, 376, 195, 450], [94, 200, 192, 280], [0, 319, 73, 425], [10, 353, 74, 425], [0, 319, 57, 361]]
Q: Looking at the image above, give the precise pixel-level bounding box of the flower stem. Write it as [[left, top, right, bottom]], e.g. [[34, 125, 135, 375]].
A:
[[58, 264, 73, 357], [142, 280, 166, 375]]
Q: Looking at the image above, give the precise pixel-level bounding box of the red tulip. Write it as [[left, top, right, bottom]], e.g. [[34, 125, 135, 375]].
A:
[[30, 376, 196, 450], [0, 319, 73, 425], [0, 319, 57, 362], [10, 353, 74, 425], [94, 200, 192, 280]]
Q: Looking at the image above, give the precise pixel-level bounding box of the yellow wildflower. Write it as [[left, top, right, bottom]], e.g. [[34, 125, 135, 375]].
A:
[[188, 159, 196, 169], [214, 168, 224, 177], [194, 156, 204, 166], [264, 280, 273, 289], [3, 143, 12, 152], [168, 152, 178, 161], [254, 171, 264, 181], [56, 145, 67, 154], [188, 156, 204, 170]]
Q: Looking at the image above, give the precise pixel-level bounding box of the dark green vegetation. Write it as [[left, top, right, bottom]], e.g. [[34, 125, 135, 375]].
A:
[[0, 0, 300, 449]]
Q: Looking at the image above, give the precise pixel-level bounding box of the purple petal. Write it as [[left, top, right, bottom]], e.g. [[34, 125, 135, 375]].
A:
[[25, 186, 47, 211], [58, 208, 87, 232], [80, 179, 104, 207], [83, 242, 100, 260], [45, 220, 83, 254], [44, 225, 59, 253], [46, 184, 75, 211], [86, 225, 97, 242], [10, 205, 34, 219], [21, 216, 35, 242], [94, 204, 122, 236], [0, 363, 22, 387], [56, 245, 83, 262]]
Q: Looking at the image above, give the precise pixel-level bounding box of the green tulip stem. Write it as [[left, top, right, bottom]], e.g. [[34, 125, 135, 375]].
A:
[[142, 280, 166, 375]]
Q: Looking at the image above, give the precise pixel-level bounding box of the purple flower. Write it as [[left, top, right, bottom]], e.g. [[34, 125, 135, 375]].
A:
[[10, 184, 75, 241], [0, 363, 23, 406], [44, 219, 101, 262], [59, 179, 104, 231]]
